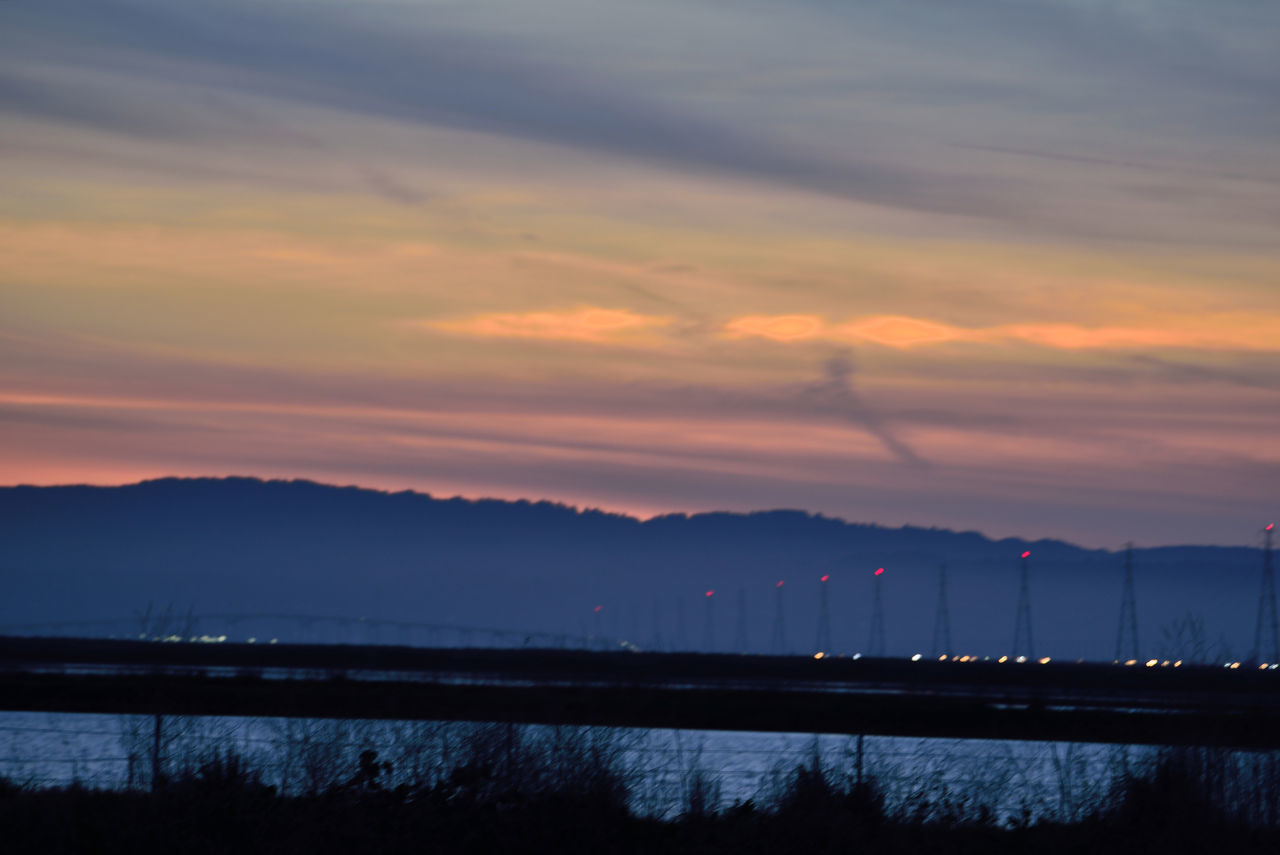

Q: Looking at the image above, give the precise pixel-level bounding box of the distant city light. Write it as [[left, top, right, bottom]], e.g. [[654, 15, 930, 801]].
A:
[[1145, 659, 1158, 667], [814, 651, 825, 659], [1124, 659, 1137, 666], [1015, 655, 1027, 663], [911, 653, 922, 661], [1038, 657, 1051, 664], [998, 655, 1008, 663]]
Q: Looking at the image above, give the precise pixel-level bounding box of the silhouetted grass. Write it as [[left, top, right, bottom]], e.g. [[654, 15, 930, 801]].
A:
[[3, 729, 1280, 854]]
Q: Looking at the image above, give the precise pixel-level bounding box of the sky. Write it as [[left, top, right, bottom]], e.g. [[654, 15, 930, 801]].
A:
[[1, 0, 1278, 548]]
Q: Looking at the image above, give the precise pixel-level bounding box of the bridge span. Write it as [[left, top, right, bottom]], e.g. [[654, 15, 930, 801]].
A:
[[3, 636, 1279, 749]]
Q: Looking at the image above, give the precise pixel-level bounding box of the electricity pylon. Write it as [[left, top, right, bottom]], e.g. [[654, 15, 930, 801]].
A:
[[733, 588, 748, 652], [1114, 543, 1139, 662], [702, 590, 716, 652], [1012, 551, 1034, 658], [932, 563, 952, 657], [770, 580, 788, 654], [1255, 524, 1278, 663], [816, 575, 832, 652], [868, 569, 886, 657]]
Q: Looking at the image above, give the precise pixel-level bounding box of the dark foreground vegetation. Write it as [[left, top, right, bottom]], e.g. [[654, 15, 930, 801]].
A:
[[4, 725, 1280, 855]]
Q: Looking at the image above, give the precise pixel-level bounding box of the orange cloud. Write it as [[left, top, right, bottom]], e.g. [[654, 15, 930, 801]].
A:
[[723, 313, 1280, 352], [427, 307, 673, 344], [835, 315, 968, 348], [722, 314, 825, 342]]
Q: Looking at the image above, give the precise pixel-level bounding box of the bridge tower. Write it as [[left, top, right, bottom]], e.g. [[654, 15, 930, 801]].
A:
[[1114, 543, 1139, 662], [1012, 551, 1034, 659], [868, 568, 886, 656], [816, 575, 832, 652], [733, 588, 748, 652], [770, 580, 788, 654], [932, 563, 952, 657], [1255, 524, 1278, 662], [702, 590, 716, 652]]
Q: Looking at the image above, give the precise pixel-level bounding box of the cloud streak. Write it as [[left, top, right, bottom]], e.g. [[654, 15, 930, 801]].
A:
[[427, 307, 673, 344], [725, 314, 1280, 353], [3, 0, 1277, 244]]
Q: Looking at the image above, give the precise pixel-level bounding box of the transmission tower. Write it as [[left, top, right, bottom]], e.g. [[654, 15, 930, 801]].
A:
[[702, 590, 716, 652], [770, 580, 788, 654], [931, 563, 952, 657], [1114, 543, 1139, 662], [867, 569, 886, 657], [650, 598, 664, 652], [1012, 551, 1034, 658], [733, 588, 748, 652], [1255, 524, 1278, 662], [816, 575, 832, 652], [675, 599, 688, 651]]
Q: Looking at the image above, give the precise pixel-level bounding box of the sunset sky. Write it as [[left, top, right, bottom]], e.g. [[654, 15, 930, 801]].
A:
[[2, 0, 1278, 547]]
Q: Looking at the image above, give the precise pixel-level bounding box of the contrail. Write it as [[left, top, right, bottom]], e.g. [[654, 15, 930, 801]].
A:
[[805, 350, 929, 467]]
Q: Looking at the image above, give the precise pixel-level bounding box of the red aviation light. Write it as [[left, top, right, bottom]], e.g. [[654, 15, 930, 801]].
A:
[[1268, 524, 1275, 531], [874, 568, 885, 576], [705, 590, 715, 597], [593, 605, 602, 613], [820, 574, 830, 582], [776, 580, 785, 588], [1021, 551, 1031, 559]]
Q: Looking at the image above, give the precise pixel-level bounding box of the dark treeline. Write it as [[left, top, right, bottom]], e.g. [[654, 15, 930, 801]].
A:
[[4, 722, 1280, 854]]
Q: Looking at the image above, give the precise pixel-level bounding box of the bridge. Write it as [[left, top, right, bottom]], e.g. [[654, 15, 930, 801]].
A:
[[3, 636, 1280, 749], [0, 614, 610, 651]]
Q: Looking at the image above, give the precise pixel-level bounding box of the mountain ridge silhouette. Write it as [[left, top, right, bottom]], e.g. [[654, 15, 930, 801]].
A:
[[0, 477, 1265, 660]]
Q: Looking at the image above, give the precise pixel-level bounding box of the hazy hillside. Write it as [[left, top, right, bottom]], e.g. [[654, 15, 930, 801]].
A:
[[0, 478, 1268, 660]]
